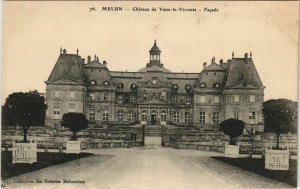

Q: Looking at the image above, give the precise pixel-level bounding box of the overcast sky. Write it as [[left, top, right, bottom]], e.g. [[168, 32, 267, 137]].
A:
[[2, 1, 299, 103]]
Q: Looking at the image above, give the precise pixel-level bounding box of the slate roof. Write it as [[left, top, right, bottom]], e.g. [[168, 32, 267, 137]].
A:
[[46, 54, 85, 85], [84, 60, 104, 68], [138, 64, 172, 73], [47, 50, 263, 93], [225, 58, 263, 88], [149, 41, 161, 53]]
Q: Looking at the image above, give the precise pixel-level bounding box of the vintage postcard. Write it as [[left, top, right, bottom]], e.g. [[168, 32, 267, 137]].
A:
[[1, 1, 299, 189]]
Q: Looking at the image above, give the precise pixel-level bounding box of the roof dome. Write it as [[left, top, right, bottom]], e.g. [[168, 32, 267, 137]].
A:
[[138, 64, 171, 73], [149, 40, 161, 53]]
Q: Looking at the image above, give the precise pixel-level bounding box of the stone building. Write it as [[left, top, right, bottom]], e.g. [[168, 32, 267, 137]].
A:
[[45, 41, 265, 132]]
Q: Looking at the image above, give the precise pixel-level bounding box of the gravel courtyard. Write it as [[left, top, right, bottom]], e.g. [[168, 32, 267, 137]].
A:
[[3, 137, 293, 189]]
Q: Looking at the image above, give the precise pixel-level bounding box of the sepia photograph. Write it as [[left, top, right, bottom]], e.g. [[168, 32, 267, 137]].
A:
[[1, 1, 299, 189]]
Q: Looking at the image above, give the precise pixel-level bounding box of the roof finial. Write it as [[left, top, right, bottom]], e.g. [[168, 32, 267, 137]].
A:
[[60, 47, 62, 54], [77, 48, 79, 55], [154, 39, 156, 46], [250, 51, 252, 58], [94, 55, 97, 60], [232, 51, 234, 58]]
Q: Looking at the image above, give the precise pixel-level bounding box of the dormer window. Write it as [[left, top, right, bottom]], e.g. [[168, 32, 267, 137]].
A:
[[103, 81, 110, 86], [130, 83, 137, 92], [118, 83, 124, 88], [172, 84, 179, 93], [90, 80, 96, 85], [200, 83, 206, 88], [213, 83, 220, 88]]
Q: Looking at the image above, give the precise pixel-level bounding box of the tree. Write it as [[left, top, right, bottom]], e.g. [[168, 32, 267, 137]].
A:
[[263, 99, 297, 149], [219, 118, 245, 145], [2, 91, 47, 142], [61, 113, 88, 140]]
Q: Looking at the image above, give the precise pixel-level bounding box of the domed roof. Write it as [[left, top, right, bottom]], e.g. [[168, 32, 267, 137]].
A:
[[149, 40, 161, 53], [138, 64, 171, 73]]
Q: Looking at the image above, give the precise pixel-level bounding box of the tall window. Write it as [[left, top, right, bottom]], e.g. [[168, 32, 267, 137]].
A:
[[70, 91, 75, 98], [184, 112, 190, 123], [234, 111, 239, 120], [172, 96, 178, 103], [130, 95, 136, 103], [213, 112, 219, 124], [89, 93, 95, 101], [103, 110, 109, 121], [68, 103, 76, 112], [117, 110, 123, 121], [173, 111, 180, 123], [141, 110, 147, 121], [186, 96, 191, 104], [214, 96, 219, 103], [250, 95, 255, 102], [117, 95, 123, 103], [200, 96, 205, 103], [89, 108, 95, 121], [103, 93, 108, 101], [143, 90, 147, 99], [249, 112, 256, 119], [162, 91, 166, 99], [53, 107, 60, 119], [233, 95, 240, 102], [161, 111, 167, 122], [54, 91, 60, 98], [199, 112, 205, 124], [128, 110, 134, 122]]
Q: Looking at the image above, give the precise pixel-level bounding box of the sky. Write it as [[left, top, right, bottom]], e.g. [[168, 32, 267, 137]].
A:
[[2, 1, 299, 103]]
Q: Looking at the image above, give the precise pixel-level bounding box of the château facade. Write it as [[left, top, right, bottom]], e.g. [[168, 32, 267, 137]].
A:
[[45, 41, 265, 132]]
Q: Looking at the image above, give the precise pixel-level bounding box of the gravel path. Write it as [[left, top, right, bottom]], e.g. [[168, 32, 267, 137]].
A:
[[2, 137, 292, 189]]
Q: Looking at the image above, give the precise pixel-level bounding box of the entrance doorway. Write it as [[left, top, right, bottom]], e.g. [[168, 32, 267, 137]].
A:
[[151, 114, 156, 125]]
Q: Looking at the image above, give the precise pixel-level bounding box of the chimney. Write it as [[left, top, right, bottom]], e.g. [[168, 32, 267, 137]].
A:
[[87, 56, 91, 63], [60, 47, 62, 55], [203, 62, 207, 69], [63, 49, 66, 57], [103, 60, 107, 67], [220, 59, 223, 64], [244, 53, 248, 59], [250, 51, 252, 58], [232, 51, 234, 58], [77, 48, 79, 56], [211, 56, 215, 64]]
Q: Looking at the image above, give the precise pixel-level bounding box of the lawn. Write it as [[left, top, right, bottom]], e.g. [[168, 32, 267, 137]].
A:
[[1, 151, 93, 179], [212, 156, 297, 187]]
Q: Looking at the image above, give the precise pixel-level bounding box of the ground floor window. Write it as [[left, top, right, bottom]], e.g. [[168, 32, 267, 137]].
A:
[[103, 110, 109, 121], [249, 112, 256, 119], [173, 111, 179, 123], [117, 110, 123, 121], [89, 108, 95, 121], [128, 110, 134, 122], [213, 112, 219, 124], [53, 107, 60, 119], [161, 111, 167, 122], [234, 111, 239, 120], [184, 112, 190, 123], [199, 112, 205, 124], [141, 110, 147, 121]]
